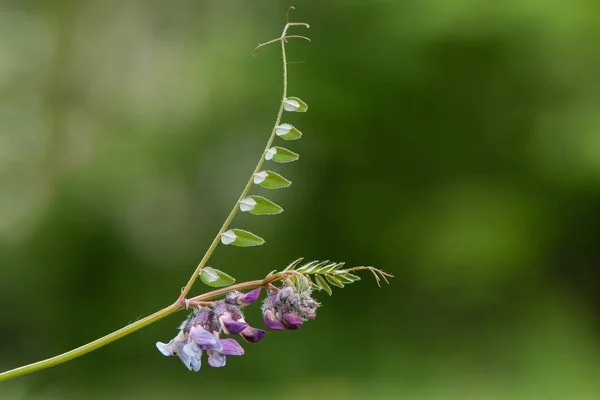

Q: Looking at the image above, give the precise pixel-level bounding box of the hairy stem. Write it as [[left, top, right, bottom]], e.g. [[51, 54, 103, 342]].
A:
[[188, 276, 279, 303]]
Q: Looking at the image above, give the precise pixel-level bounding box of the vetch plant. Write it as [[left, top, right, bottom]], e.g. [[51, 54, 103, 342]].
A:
[[0, 8, 391, 381]]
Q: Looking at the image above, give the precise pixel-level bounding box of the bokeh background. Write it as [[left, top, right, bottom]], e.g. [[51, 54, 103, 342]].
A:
[[2, 0, 600, 399]]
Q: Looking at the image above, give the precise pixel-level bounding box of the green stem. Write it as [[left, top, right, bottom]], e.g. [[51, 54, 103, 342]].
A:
[[0, 302, 181, 383], [188, 275, 280, 303], [178, 26, 291, 301]]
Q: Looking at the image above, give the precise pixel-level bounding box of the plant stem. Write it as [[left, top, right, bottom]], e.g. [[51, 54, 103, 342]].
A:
[[0, 275, 283, 382], [178, 25, 291, 302], [188, 276, 278, 303], [0, 302, 181, 383]]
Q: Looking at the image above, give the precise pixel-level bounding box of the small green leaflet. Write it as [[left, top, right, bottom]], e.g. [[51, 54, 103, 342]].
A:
[[315, 274, 332, 295], [240, 196, 283, 215], [200, 267, 236, 287], [283, 97, 308, 112], [221, 229, 265, 247], [335, 273, 360, 284], [265, 146, 299, 163], [254, 171, 291, 189], [326, 275, 344, 288], [283, 257, 304, 271], [297, 260, 329, 273], [275, 124, 303, 140]]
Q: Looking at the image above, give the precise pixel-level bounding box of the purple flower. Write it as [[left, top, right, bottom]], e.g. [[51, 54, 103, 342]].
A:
[[218, 311, 249, 335], [240, 326, 267, 342], [225, 288, 262, 306], [156, 330, 187, 358], [207, 338, 245, 367], [156, 308, 246, 371], [157, 293, 270, 371], [214, 301, 267, 343], [282, 313, 303, 330], [239, 288, 262, 305], [263, 308, 285, 330], [262, 292, 284, 330], [157, 325, 223, 371]]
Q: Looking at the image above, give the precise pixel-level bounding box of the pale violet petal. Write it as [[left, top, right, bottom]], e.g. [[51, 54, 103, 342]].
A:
[[190, 326, 223, 350], [253, 171, 268, 184], [189, 355, 201, 372], [174, 330, 187, 343], [156, 341, 175, 356], [219, 338, 245, 356], [208, 350, 227, 367], [265, 147, 277, 160], [239, 197, 257, 212], [176, 343, 193, 370], [179, 342, 202, 371], [221, 230, 237, 245], [183, 341, 201, 358]]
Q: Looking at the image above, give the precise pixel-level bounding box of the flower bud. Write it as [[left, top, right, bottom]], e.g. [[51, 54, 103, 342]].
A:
[[240, 326, 267, 343], [219, 313, 249, 335], [282, 313, 303, 330], [263, 308, 284, 330], [262, 291, 284, 330], [226, 288, 262, 306], [261, 284, 320, 331]]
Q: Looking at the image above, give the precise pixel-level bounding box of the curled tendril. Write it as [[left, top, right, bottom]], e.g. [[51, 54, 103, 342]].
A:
[[252, 8, 310, 57], [346, 266, 393, 287]]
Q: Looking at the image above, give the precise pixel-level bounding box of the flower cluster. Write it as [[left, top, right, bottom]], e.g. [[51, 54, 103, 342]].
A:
[[156, 288, 265, 371], [157, 282, 320, 371], [262, 282, 319, 330]]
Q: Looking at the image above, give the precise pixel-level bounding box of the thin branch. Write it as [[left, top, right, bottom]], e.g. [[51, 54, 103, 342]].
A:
[[189, 279, 269, 303], [253, 35, 310, 57], [284, 35, 311, 42], [253, 37, 283, 55], [0, 302, 182, 382]]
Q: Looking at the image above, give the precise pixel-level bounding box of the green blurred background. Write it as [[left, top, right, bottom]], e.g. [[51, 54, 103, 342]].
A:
[[2, 0, 600, 399]]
